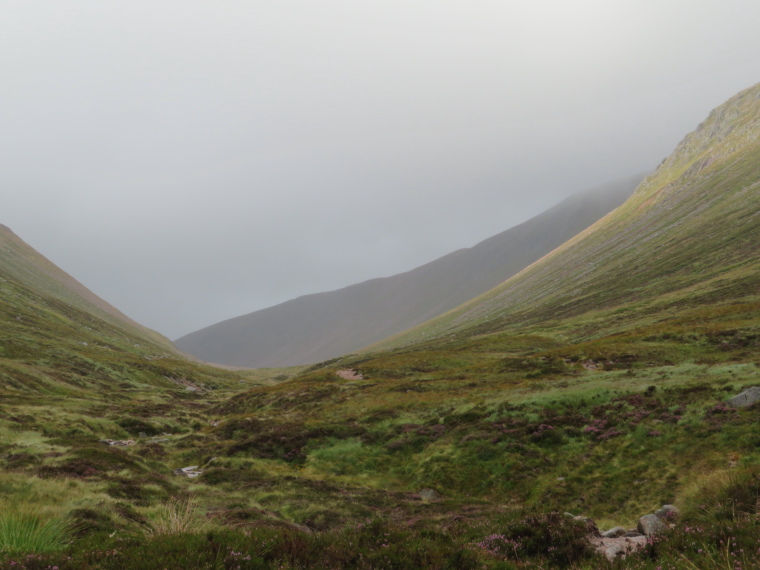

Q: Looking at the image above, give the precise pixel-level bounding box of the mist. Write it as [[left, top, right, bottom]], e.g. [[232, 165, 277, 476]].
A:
[[2, 1, 760, 338]]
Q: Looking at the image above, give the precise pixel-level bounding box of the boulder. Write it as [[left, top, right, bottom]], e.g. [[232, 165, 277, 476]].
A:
[[654, 504, 680, 521], [418, 488, 440, 501], [589, 535, 647, 562], [602, 543, 625, 562], [637, 514, 666, 536], [726, 386, 760, 408], [601, 526, 626, 538]]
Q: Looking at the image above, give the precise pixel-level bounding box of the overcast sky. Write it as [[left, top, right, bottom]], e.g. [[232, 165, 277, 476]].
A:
[[2, 1, 760, 339]]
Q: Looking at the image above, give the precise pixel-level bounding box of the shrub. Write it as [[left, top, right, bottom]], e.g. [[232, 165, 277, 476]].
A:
[[476, 512, 592, 567]]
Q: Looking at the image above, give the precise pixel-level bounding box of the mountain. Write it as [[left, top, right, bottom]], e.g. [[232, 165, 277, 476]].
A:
[[175, 174, 644, 368], [0, 224, 171, 349], [377, 82, 760, 350], [0, 225, 244, 396]]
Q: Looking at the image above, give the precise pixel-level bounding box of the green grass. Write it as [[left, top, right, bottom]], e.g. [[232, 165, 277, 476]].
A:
[[0, 510, 73, 555]]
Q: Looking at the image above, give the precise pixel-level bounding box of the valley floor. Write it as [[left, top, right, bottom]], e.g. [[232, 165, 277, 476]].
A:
[[1, 304, 759, 568]]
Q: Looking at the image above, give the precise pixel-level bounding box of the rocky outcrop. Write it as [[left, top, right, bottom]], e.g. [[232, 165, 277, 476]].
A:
[[637, 514, 666, 536], [726, 386, 760, 408], [588, 534, 648, 563], [570, 503, 680, 562], [601, 526, 626, 538]]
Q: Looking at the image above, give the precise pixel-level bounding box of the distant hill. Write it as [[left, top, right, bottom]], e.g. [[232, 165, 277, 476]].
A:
[[175, 174, 644, 368], [379, 82, 760, 349]]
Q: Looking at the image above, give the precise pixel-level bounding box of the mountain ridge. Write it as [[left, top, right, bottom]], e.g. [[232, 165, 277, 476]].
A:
[[175, 174, 645, 367], [374, 81, 760, 351]]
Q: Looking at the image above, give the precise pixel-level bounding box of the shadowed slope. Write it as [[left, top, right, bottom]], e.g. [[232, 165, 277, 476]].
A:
[[175, 175, 643, 368]]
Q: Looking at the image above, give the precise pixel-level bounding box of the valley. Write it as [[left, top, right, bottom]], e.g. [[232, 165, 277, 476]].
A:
[[1, 83, 759, 568]]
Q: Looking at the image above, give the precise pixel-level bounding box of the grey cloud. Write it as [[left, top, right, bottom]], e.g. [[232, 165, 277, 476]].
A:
[[2, 1, 760, 338]]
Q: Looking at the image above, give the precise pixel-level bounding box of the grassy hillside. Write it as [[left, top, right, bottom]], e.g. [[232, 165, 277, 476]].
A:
[[0, 225, 170, 350], [375, 83, 760, 351], [175, 175, 643, 368]]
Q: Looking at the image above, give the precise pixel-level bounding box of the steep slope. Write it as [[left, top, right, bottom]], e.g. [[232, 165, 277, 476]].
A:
[[0, 224, 171, 350], [0, 225, 243, 396], [175, 174, 643, 368], [379, 82, 760, 350]]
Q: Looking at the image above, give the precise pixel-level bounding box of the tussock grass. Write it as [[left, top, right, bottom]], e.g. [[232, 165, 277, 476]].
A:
[[144, 496, 208, 537], [0, 510, 72, 555]]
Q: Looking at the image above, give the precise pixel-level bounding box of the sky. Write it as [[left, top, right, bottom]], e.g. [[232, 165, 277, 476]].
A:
[[2, 1, 760, 339]]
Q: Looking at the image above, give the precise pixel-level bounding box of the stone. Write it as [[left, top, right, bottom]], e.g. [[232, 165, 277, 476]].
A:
[[601, 526, 626, 538], [418, 488, 440, 501], [589, 534, 647, 562], [563, 512, 575, 518], [637, 514, 666, 536], [603, 544, 625, 562], [726, 386, 760, 408], [100, 439, 135, 447], [654, 504, 680, 521], [623, 531, 642, 538], [173, 465, 203, 478]]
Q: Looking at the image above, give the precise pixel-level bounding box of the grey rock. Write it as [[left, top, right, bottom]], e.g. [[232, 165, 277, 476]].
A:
[[601, 526, 627, 538], [637, 514, 666, 536], [655, 504, 680, 521], [726, 386, 760, 408], [563, 512, 575, 518], [603, 544, 625, 562], [173, 465, 203, 478], [418, 488, 440, 501], [590, 535, 647, 562]]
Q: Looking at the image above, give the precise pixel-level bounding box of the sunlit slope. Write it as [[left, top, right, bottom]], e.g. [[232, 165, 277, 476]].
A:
[[175, 175, 642, 368], [0, 226, 240, 396], [379, 82, 760, 349]]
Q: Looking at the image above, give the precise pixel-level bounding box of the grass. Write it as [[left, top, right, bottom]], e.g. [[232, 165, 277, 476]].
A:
[[0, 510, 73, 555], [144, 496, 208, 536]]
